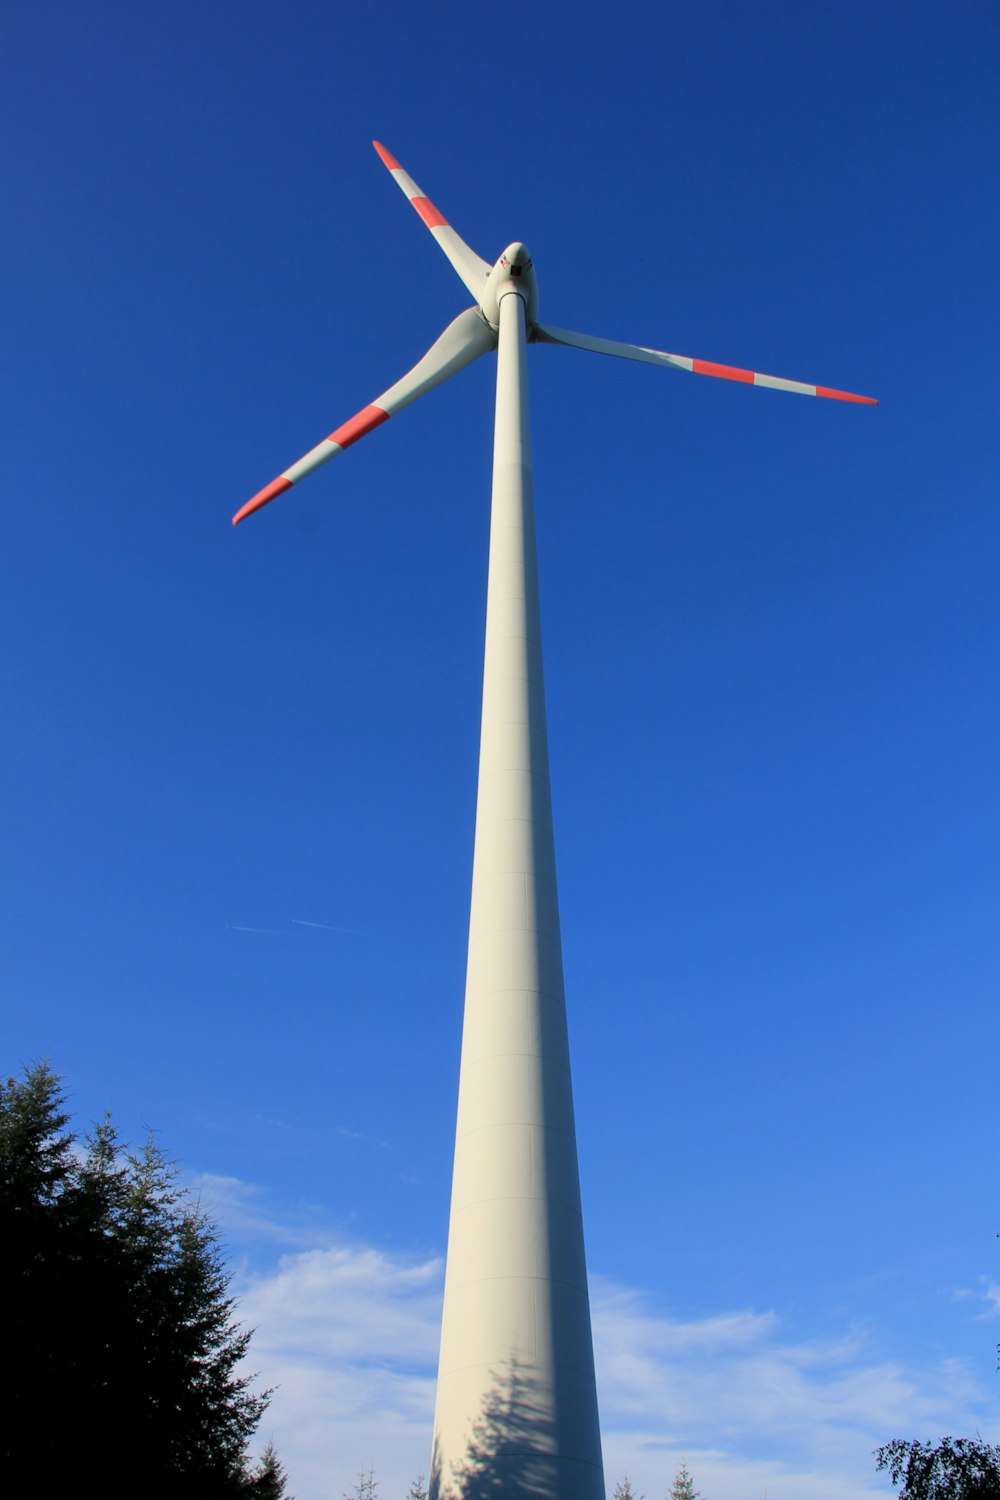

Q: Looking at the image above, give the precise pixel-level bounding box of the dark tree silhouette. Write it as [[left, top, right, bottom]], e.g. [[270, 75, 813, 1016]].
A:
[[247, 1441, 292, 1498], [875, 1437, 1000, 1500], [0, 1061, 286, 1498], [431, 1359, 603, 1500]]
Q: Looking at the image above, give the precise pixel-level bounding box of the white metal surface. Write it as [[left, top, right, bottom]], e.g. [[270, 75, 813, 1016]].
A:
[[232, 308, 495, 525], [373, 140, 492, 303], [429, 286, 605, 1500], [534, 321, 878, 402], [480, 242, 539, 329], [232, 141, 876, 1499]]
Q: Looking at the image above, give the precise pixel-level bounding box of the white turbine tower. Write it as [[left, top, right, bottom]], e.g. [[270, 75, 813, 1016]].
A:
[[233, 142, 876, 1500]]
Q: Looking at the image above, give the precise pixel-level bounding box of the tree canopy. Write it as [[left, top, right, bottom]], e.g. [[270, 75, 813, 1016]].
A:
[[1, 1061, 285, 1497], [876, 1437, 1000, 1500], [670, 1462, 701, 1500]]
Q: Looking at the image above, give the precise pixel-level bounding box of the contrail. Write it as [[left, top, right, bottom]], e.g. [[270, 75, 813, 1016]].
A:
[[291, 918, 357, 933]]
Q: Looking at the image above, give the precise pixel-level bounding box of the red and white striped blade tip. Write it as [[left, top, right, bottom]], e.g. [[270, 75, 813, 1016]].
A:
[[691, 357, 877, 403], [372, 140, 400, 170], [822, 387, 879, 405], [371, 140, 449, 229], [232, 476, 292, 527]]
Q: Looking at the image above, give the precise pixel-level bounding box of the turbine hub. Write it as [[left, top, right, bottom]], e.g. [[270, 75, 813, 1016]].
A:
[[480, 242, 538, 329]]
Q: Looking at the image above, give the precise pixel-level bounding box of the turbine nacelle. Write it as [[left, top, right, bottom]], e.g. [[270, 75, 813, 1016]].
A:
[[480, 242, 538, 329], [231, 142, 876, 527]]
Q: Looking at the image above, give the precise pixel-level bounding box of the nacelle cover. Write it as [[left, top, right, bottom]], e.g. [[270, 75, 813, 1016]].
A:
[[480, 242, 538, 328]]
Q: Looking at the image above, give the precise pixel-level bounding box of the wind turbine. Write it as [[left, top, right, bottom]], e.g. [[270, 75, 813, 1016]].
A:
[[233, 142, 876, 1500]]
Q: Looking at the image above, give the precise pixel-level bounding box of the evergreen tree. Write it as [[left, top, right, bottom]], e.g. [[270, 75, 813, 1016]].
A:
[[246, 1440, 292, 1498], [613, 1478, 644, 1500], [344, 1466, 379, 1500], [405, 1476, 428, 1500], [670, 1462, 701, 1500], [1, 1061, 280, 1498]]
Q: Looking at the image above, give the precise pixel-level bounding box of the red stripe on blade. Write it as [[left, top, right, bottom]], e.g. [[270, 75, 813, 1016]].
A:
[[328, 404, 390, 449], [372, 140, 401, 171], [816, 385, 879, 405], [411, 196, 448, 229], [692, 359, 754, 384], [232, 475, 293, 527]]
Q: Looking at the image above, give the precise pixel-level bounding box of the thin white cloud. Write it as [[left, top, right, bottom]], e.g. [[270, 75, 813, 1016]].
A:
[[335, 1124, 392, 1150], [953, 1279, 1000, 1322], [975, 1282, 1000, 1320], [590, 1276, 991, 1500], [237, 1241, 442, 1499], [189, 1173, 336, 1251], [231, 1233, 1000, 1500]]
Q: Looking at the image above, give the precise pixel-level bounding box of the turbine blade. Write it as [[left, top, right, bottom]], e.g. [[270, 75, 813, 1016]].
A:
[[372, 141, 492, 303], [534, 324, 878, 405], [233, 307, 496, 525]]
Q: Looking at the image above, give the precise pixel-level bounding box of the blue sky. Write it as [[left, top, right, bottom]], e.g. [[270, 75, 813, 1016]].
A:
[[4, 3, 999, 1496]]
